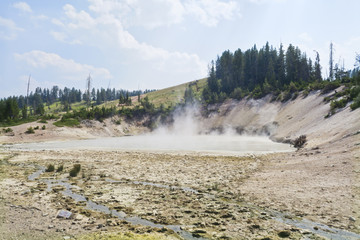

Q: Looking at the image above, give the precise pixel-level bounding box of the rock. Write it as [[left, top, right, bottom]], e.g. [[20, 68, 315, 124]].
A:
[[192, 229, 207, 234], [192, 232, 202, 238], [251, 224, 260, 229], [219, 235, 231, 239], [57, 210, 72, 219], [300, 230, 311, 235], [63, 236, 71, 240], [52, 186, 65, 192], [313, 226, 319, 230], [21, 189, 30, 195], [349, 216, 356, 222], [278, 230, 291, 238], [220, 213, 233, 218], [97, 224, 104, 229], [48, 225, 54, 229]]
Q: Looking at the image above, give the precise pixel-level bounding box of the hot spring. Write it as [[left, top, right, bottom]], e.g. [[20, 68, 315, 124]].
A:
[[9, 134, 293, 155]]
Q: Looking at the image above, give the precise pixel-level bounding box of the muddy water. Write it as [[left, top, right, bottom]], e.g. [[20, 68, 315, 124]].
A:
[[11, 135, 293, 155]]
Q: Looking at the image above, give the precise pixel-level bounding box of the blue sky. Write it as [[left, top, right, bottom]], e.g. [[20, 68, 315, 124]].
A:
[[0, 0, 359, 98]]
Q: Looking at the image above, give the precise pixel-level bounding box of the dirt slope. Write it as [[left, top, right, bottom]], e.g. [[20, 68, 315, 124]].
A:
[[201, 88, 360, 148], [1, 87, 358, 147]]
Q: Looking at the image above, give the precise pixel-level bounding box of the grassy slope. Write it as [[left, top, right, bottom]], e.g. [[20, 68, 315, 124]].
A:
[[45, 78, 208, 113], [145, 78, 207, 107]]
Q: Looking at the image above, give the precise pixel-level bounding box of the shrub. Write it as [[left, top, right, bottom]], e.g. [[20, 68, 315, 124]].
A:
[[56, 164, 64, 172], [302, 89, 309, 98], [350, 86, 360, 100], [293, 135, 307, 149], [69, 164, 81, 177], [34, 126, 39, 130], [291, 92, 299, 100], [25, 127, 35, 134], [3, 128, 13, 133], [45, 164, 55, 172], [230, 87, 244, 100], [38, 119, 48, 124], [42, 125, 46, 130], [330, 98, 347, 111], [321, 81, 340, 94], [251, 85, 264, 99], [350, 94, 360, 110], [281, 91, 292, 102], [54, 118, 80, 127]]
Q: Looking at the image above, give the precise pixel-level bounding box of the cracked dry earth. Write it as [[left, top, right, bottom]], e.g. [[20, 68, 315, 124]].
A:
[[0, 133, 359, 240]]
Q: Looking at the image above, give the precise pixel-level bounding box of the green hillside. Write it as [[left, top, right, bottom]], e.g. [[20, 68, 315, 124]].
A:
[[145, 78, 207, 107]]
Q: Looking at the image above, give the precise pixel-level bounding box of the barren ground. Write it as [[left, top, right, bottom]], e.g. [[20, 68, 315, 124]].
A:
[[0, 90, 359, 239], [0, 131, 359, 239]]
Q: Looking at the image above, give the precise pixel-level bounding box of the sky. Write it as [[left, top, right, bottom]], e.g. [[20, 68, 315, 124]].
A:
[[0, 0, 359, 98]]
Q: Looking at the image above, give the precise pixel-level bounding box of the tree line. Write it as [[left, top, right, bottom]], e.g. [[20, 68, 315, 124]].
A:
[[0, 86, 155, 123], [203, 42, 324, 103]]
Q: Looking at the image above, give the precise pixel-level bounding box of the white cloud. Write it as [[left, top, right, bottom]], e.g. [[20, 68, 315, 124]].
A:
[[51, 18, 65, 27], [0, 16, 24, 40], [87, 0, 240, 29], [32, 14, 48, 21], [185, 0, 240, 27], [88, 0, 184, 29], [249, 0, 287, 4], [50, 31, 82, 45], [299, 32, 312, 42], [63, 4, 96, 29], [13, 2, 32, 13], [51, 2, 207, 81], [14, 50, 113, 81]]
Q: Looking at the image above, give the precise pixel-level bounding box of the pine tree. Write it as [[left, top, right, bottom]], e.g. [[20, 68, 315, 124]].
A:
[[314, 51, 322, 81]]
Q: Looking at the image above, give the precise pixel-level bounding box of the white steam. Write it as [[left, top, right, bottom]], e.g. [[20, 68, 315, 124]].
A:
[[153, 103, 202, 136]]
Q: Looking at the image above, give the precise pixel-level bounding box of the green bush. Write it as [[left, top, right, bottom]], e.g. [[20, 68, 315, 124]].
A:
[[281, 91, 292, 102], [38, 119, 48, 124], [350, 86, 360, 100], [3, 128, 13, 133], [291, 92, 299, 100], [321, 81, 340, 94], [34, 126, 39, 130], [25, 127, 35, 134], [54, 118, 80, 127], [45, 164, 55, 172], [294, 135, 307, 149], [230, 87, 244, 100], [42, 125, 46, 130], [330, 98, 348, 111], [69, 164, 81, 177], [251, 85, 264, 99], [56, 164, 64, 172], [302, 89, 309, 98], [350, 94, 360, 110]]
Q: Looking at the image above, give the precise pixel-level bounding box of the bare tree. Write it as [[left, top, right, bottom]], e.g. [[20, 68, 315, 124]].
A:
[[329, 42, 334, 80], [86, 74, 92, 108], [356, 53, 360, 67]]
